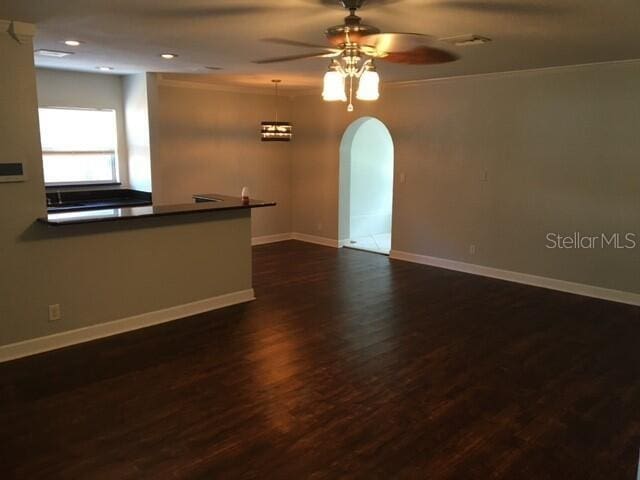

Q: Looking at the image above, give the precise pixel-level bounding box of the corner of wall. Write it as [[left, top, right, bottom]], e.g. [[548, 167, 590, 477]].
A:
[[122, 73, 153, 193]]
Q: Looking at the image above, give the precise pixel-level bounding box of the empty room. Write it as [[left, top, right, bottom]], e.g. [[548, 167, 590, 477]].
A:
[[1, 0, 639, 478]]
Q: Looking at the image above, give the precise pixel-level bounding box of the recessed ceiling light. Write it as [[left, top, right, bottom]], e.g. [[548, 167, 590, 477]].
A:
[[64, 40, 82, 47], [160, 53, 178, 59], [96, 66, 114, 71], [35, 49, 74, 58]]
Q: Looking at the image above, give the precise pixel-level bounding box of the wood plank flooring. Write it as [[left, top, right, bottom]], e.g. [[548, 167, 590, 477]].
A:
[[1, 240, 639, 479]]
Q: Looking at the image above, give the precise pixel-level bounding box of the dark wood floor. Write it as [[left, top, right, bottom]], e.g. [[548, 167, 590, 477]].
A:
[[1, 241, 639, 479]]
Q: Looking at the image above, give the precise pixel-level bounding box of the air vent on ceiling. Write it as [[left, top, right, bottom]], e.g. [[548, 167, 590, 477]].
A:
[[35, 49, 74, 58], [441, 35, 492, 47]]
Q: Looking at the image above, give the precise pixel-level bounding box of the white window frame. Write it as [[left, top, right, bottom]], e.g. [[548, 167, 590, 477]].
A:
[[39, 106, 120, 187]]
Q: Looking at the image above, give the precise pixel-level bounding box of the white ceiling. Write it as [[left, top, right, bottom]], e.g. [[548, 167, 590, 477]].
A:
[[3, 0, 640, 90]]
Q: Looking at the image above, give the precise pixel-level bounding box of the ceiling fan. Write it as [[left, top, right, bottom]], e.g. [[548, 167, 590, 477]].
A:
[[253, 0, 459, 111]]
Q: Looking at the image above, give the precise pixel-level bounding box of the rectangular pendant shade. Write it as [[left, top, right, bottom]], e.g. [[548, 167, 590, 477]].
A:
[[261, 121, 292, 142]]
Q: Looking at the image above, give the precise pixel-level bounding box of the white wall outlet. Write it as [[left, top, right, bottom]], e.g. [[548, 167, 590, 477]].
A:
[[469, 244, 477, 255], [482, 170, 489, 182], [48, 304, 61, 322], [399, 172, 406, 184], [316, 222, 323, 232]]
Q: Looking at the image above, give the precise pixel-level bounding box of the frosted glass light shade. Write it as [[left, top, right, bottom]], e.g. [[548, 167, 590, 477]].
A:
[[356, 70, 380, 101], [322, 71, 347, 102]]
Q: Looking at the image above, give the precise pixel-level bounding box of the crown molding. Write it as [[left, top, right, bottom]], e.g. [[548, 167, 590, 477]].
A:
[[387, 57, 640, 89], [0, 20, 36, 40], [290, 86, 321, 98], [290, 57, 640, 97], [157, 75, 297, 98]]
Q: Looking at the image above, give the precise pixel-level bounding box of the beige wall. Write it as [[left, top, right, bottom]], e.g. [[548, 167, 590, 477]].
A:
[[291, 61, 640, 294], [151, 81, 293, 238], [35, 68, 130, 186], [0, 27, 253, 347], [31, 69, 294, 237], [3, 21, 639, 349]]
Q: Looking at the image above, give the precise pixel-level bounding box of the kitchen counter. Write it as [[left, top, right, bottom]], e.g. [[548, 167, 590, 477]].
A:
[[39, 193, 276, 226], [46, 188, 152, 213]]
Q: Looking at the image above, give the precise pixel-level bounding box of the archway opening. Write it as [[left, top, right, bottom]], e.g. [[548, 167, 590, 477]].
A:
[[339, 117, 394, 254]]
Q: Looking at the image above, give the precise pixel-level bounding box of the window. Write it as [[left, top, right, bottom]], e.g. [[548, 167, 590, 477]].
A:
[[38, 107, 119, 185]]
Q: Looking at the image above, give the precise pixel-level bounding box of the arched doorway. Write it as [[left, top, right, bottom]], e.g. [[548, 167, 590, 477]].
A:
[[339, 117, 394, 254]]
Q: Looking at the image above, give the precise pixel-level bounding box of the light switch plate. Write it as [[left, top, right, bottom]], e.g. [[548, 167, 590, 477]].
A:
[[0, 163, 26, 183]]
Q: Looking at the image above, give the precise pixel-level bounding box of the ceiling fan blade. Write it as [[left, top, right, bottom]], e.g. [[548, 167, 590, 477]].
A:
[[262, 38, 334, 50], [379, 46, 459, 65], [253, 51, 341, 64], [360, 33, 437, 54]]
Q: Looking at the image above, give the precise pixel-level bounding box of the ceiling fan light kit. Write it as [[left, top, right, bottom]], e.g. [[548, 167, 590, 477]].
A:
[[254, 0, 458, 112], [261, 80, 293, 142], [322, 55, 380, 109], [355, 64, 380, 101], [322, 67, 348, 102]]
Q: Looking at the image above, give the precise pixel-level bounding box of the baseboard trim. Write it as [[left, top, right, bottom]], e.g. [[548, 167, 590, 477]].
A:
[[291, 232, 341, 248], [251, 232, 342, 248], [390, 250, 640, 307], [0, 289, 256, 363], [252, 233, 293, 246]]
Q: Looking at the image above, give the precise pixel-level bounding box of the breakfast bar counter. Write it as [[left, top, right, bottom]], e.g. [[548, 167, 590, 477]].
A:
[[38, 193, 276, 226]]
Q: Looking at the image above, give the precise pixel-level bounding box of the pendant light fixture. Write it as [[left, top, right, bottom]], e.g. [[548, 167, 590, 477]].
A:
[[261, 79, 292, 142]]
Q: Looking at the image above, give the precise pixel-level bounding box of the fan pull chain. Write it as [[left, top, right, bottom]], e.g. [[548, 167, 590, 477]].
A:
[[348, 75, 354, 112], [275, 81, 279, 123]]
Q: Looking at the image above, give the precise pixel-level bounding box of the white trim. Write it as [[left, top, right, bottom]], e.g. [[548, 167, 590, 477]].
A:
[[388, 58, 640, 88], [390, 250, 640, 307], [0, 289, 255, 363], [157, 75, 297, 98], [0, 20, 36, 40], [290, 58, 640, 97], [291, 232, 341, 248], [251, 232, 342, 248], [252, 233, 293, 246]]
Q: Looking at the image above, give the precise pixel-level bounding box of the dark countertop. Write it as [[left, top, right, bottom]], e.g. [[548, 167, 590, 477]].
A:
[[39, 193, 276, 226], [46, 188, 152, 213], [47, 198, 152, 213]]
